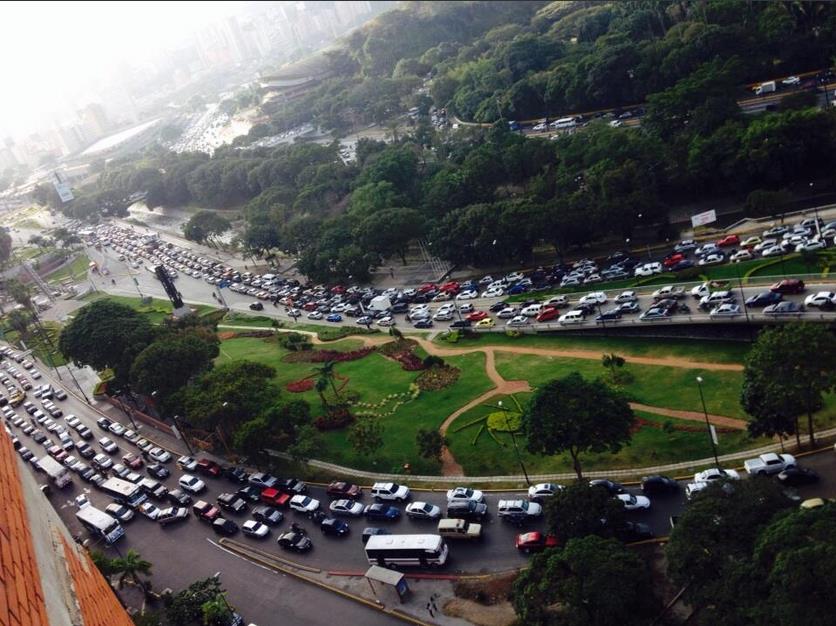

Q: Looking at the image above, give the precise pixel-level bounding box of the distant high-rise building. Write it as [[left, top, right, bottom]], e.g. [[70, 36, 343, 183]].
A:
[[80, 103, 110, 140], [55, 124, 86, 155]]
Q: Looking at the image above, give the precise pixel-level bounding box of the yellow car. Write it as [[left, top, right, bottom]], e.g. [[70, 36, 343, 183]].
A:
[[475, 318, 495, 328]]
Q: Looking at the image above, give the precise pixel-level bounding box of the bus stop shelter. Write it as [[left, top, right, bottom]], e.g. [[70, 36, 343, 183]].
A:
[[364, 565, 409, 603]]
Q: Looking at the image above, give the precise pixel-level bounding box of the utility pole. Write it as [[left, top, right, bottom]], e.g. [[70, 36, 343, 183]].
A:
[[696, 376, 720, 468]]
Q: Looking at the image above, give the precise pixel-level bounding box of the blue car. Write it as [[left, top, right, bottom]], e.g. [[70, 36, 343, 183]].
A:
[[669, 259, 695, 272], [320, 517, 350, 537], [326, 313, 343, 323], [507, 284, 528, 295], [363, 503, 401, 521]]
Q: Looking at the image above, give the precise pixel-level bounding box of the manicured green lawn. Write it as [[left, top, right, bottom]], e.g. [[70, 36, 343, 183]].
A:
[[82, 294, 216, 324], [45, 253, 90, 283], [219, 312, 279, 328], [446, 396, 763, 476], [3, 322, 67, 366], [439, 333, 749, 364], [494, 353, 746, 418]]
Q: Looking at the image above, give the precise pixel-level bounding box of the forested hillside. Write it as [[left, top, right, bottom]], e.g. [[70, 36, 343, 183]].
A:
[[46, 0, 836, 283]]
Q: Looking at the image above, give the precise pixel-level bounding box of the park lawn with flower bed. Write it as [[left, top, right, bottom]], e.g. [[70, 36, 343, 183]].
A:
[[494, 352, 746, 418], [316, 351, 492, 475], [445, 395, 763, 476]]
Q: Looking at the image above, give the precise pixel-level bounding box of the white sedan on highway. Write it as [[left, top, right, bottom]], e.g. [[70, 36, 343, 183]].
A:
[[289, 495, 321, 513], [616, 493, 651, 510], [804, 291, 836, 308]]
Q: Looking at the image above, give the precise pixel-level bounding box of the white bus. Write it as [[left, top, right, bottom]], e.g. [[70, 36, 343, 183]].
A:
[[551, 117, 577, 129], [364, 534, 449, 568], [101, 477, 147, 508], [76, 506, 125, 544]]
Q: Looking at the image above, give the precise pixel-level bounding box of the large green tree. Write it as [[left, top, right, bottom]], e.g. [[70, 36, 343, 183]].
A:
[[165, 577, 225, 626], [513, 535, 657, 626], [58, 300, 154, 387], [742, 324, 836, 447], [182, 210, 231, 244], [0, 229, 12, 265], [348, 416, 384, 458], [543, 480, 627, 542], [522, 373, 635, 478]]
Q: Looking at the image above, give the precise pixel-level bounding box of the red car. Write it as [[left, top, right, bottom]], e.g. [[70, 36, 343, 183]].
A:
[[122, 452, 143, 469], [515, 532, 560, 553], [716, 234, 740, 247], [535, 307, 560, 322], [466, 311, 488, 322], [326, 481, 363, 498], [440, 281, 460, 294], [418, 283, 437, 294], [663, 253, 685, 268], [260, 487, 290, 507], [192, 500, 221, 523], [770, 279, 805, 294], [302, 302, 318, 312], [196, 458, 222, 477]]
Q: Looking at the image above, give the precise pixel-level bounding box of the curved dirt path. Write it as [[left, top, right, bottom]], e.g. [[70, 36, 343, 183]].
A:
[[239, 327, 746, 474]]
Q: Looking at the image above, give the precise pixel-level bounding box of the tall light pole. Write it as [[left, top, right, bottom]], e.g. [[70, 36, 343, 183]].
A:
[[696, 376, 720, 468], [499, 400, 530, 486]]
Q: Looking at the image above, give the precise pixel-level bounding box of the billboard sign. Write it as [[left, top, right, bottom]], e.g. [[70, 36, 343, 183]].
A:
[[691, 209, 717, 228]]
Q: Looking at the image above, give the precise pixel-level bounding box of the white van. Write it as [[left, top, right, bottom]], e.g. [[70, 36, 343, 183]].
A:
[[521, 304, 542, 317], [558, 311, 586, 325], [551, 117, 577, 129]]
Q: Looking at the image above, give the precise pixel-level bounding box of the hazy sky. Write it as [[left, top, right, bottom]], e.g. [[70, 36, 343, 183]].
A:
[[0, 1, 242, 137]]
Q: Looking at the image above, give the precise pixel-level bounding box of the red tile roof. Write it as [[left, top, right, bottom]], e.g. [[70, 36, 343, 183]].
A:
[[0, 432, 49, 626]]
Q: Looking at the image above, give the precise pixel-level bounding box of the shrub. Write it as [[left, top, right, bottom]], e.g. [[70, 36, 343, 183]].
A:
[[279, 332, 313, 352], [422, 355, 445, 369], [314, 407, 354, 431], [416, 365, 460, 390]]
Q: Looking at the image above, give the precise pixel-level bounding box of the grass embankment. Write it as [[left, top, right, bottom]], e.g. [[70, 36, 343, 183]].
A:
[[216, 335, 492, 474], [2, 322, 67, 367], [44, 253, 90, 284], [81, 294, 216, 324], [446, 395, 762, 476], [437, 333, 749, 364]]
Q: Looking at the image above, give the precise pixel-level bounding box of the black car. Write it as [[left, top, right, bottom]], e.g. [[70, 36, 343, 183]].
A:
[[618, 522, 655, 543], [641, 475, 680, 496], [96, 417, 112, 431], [669, 260, 695, 272], [450, 320, 472, 329], [320, 517, 350, 537], [589, 479, 626, 495], [146, 463, 170, 479], [279, 478, 307, 495], [236, 485, 262, 503], [224, 466, 250, 484], [249, 302, 264, 311], [595, 308, 622, 322], [390, 302, 409, 314], [446, 500, 488, 521], [745, 291, 782, 308], [212, 518, 239, 536], [167, 489, 193, 507], [489, 301, 508, 313], [361, 527, 391, 545], [777, 467, 820, 487], [277, 530, 312, 552], [413, 319, 433, 329], [217, 493, 248, 514], [252, 505, 284, 526]]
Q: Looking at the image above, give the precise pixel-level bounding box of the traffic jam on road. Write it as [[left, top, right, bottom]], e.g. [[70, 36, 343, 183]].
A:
[[3, 343, 829, 572], [84, 219, 836, 336]]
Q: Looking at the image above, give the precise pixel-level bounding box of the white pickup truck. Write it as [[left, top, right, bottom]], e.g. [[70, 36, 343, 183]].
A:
[[743, 453, 796, 476]]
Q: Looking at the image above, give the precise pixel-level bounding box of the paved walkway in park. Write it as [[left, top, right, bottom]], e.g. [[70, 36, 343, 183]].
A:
[[221, 325, 748, 476]]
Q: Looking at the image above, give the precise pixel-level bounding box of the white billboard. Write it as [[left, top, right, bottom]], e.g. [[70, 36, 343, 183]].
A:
[[691, 209, 717, 228]]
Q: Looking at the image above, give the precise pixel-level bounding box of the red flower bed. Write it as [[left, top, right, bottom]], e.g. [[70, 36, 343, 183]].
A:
[[283, 347, 375, 364], [286, 379, 315, 393], [394, 352, 425, 371], [314, 408, 354, 431]]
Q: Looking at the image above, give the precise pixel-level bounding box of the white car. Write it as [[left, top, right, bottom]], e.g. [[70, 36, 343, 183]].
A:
[[307, 311, 323, 320], [709, 304, 741, 318], [458, 303, 474, 313], [138, 502, 162, 520], [695, 243, 719, 256], [178, 474, 206, 494], [693, 467, 740, 484], [377, 316, 396, 327], [614, 290, 637, 303], [761, 244, 786, 257], [505, 272, 524, 283], [796, 240, 826, 252], [446, 487, 484, 503], [634, 262, 662, 277], [105, 502, 135, 522], [456, 290, 478, 300], [371, 482, 410, 502], [520, 304, 542, 317], [753, 238, 777, 253], [698, 253, 725, 266], [481, 287, 504, 299], [616, 493, 651, 510], [497, 307, 517, 319], [782, 75, 800, 86], [741, 236, 761, 247], [241, 520, 270, 538], [543, 295, 569, 307], [527, 482, 562, 502], [405, 501, 442, 520], [289, 495, 320, 513], [532, 122, 547, 132], [99, 437, 118, 454], [506, 315, 530, 327], [108, 422, 126, 436], [433, 310, 454, 321], [497, 499, 542, 518], [578, 291, 607, 305], [149, 447, 171, 463], [804, 291, 836, 308], [329, 499, 364, 516], [177, 455, 198, 471], [730, 249, 752, 262]]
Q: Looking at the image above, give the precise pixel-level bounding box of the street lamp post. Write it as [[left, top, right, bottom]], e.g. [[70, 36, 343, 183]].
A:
[[171, 413, 195, 455], [696, 376, 720, 468], [810, 182, 822, 239], [499, 400, 530, 486]]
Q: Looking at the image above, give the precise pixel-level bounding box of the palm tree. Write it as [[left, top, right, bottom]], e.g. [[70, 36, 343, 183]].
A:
[[313, 360, 341, 403], [201, 594, 233, 626], [111, 549, 152, 593], [601, 353, 626, 378]]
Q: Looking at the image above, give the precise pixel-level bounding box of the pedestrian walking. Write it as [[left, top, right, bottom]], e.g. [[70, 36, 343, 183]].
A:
[[426, 602, 434, 618], [389, 267, 395, 279]]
